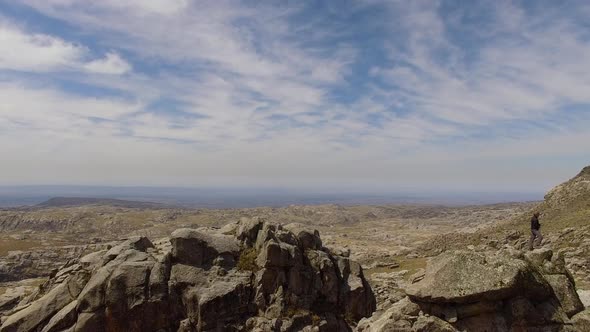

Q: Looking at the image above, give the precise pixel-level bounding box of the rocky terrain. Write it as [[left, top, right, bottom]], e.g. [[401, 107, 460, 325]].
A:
[[0, 218, 375, 331], [0, 202, 534, 282], [0, 166, 589, 330]]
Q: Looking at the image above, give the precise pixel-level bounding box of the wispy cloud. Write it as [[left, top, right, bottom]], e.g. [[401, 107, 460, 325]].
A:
[[0, 81, 141, 137], [371, 0, 590, 126]]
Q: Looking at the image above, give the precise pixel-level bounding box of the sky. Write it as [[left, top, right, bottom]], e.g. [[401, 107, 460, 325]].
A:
[[0, 0, 589, 193]]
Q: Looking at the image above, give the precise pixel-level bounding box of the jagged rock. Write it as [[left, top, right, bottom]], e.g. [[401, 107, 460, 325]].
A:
[[40, 300, 78, 332], [257, 241, 301, 268], [0, 220, 375, 332], [170, 228, 239, 267], [235, 217, 264, 246], [306, 250, 340, 306], [283, 223, 323, 250], [337, 257, 376, 320], [254, 222, 277, 250], [1, 271, 89, 332]]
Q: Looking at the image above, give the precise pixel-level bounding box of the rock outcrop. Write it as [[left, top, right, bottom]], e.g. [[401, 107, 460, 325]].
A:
[[0, 218, 376, 332], [358, 248, 586, 332]]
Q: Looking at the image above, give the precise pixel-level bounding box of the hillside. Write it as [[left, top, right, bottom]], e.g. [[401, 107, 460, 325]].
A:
[[493, 166, 590, 234], [534, 166, 590, 231], [422, 165, 590, 288], [426, 165, 589, 240]]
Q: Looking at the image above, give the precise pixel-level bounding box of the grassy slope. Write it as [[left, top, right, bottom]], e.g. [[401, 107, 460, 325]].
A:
[[500, 166, 590, 234]]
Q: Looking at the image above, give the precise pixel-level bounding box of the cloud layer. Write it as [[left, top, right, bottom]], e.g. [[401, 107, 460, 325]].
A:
[[0, 0, 589, 192]]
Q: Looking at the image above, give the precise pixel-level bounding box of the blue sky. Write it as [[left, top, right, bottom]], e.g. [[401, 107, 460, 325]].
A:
[[0, 0, 589, 192]]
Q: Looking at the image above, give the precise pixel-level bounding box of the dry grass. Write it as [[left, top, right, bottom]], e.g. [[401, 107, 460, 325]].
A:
[[237, 248, 259, 272], [366, 257, 428, 280], [0, 239, 43, 256], [365, 266, 397, 277], [394, 257, 429, 279]]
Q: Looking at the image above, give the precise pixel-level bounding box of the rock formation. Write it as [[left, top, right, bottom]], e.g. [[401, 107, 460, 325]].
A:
[[357, 247, 587, 331], [0, 217, 376, 332]]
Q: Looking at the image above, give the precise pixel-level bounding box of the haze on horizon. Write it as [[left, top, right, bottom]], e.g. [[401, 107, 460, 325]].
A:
[[1, 0, 589, 194]]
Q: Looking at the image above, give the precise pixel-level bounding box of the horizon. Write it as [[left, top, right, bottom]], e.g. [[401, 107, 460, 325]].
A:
[[0, 184, 544, 208], [1, 1, 590, 191]]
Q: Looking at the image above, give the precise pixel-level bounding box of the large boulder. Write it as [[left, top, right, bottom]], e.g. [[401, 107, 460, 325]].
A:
[[406, 251, 552, 304], [361, 249, 584, 332], [0, 219, 375, 332]]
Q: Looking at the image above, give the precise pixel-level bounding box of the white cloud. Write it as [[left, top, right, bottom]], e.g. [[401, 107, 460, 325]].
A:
[[0, 20, 132, 75], [84, 52, 131, 75], [0, 21, 84, 71]]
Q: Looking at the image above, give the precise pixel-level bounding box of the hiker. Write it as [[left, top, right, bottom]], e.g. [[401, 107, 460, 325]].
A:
[[528, 212, 543, 250]]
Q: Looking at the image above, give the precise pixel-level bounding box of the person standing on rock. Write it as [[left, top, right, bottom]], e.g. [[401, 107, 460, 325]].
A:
[[528, 212, 543, 250]]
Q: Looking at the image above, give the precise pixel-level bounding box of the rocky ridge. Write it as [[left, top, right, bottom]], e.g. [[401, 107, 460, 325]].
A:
[[0, 217, 376, 331]]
